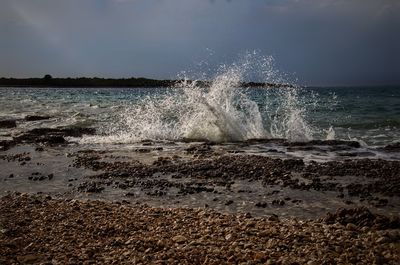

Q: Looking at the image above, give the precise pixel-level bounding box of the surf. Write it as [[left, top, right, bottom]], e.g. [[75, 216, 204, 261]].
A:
[[79, 52, 318, 144]]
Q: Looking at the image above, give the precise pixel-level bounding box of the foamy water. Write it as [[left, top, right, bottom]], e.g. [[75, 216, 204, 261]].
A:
[[79, 54, 319, 144]]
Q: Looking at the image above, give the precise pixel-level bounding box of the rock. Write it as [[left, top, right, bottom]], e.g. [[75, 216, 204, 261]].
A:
[[382, 142, 400, 152], [17, 254, 44, 264], [376, 237, 389, 244], [225, 200, 234, 206], [321, 207, 400, 230], [272, 199, 285, 206], [35, 147, 44, 152], [253, 252, 266, 261], [0, 140, 15, 151], [0, 119, 16, 128], [172, 235, 187, 243], [78, 181, 104, 193], [268, 214, 280, 222], [13, 127, 96, 145], [25, 115, 51, 121], [346, 223, 357, 231], [255, 202, 268, 208]]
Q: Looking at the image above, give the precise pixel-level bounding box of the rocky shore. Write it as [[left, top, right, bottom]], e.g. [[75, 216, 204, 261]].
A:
[[1, 123, 400, 264], [1, 194, 399, 264]]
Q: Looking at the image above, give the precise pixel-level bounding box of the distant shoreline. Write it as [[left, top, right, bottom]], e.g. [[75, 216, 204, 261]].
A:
[[0, 77, 292, 88]]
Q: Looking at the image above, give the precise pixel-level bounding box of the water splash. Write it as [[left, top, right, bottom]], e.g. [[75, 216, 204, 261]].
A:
[[80, 52, 317, 143]]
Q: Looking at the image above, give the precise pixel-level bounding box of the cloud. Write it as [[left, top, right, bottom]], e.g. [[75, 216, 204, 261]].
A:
[[0, 0, 398, 84]]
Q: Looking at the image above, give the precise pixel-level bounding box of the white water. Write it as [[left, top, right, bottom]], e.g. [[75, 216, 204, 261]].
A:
[[78, 53, 317, 144]]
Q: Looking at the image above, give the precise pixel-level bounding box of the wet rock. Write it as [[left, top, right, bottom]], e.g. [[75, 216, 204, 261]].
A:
[[272, 200, 285, 206], [13, 127, 96, 145], [268, 214, 280, 222], [0, 119, 16, 128], [78, 181, 105, 193], [382, 142, 400, 152], [225, 200, 234, 206], [25, 115, 51, 121], [288, 140, 361, 148], [322, 207, 400, 230], [0, 140, 15, 151], [255, 202, 268, 208]]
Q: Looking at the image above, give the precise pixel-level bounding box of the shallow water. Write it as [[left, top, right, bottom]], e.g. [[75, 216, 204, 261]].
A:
[[1, 142, 399, 219]]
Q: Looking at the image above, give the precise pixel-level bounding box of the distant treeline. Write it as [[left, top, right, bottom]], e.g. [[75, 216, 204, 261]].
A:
[[0, 75, 291, 88]]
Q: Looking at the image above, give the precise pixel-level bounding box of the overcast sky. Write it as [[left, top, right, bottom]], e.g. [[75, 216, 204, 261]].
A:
[[1, 0, 399, 85]]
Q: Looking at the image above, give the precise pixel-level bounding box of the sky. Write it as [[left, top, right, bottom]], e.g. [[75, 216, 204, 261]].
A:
[[0, 0, 399, 86]]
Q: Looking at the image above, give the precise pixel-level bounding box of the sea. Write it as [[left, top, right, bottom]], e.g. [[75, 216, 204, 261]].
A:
[[0, 85, 399, 146], [1, 53, 399, 161], [1, 68, 400, 218]]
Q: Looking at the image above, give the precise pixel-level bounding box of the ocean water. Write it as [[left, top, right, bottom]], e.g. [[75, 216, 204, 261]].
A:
[[0, 85, 398, 147], [0, 54, 399, 147]]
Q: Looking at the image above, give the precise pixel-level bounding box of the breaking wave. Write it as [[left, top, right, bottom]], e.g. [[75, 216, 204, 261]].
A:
[[80, 52, 321, 144]]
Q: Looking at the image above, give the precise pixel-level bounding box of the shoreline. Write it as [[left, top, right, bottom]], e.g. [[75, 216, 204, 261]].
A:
[[1, 128, 400, 219], [0, 78, 293, 89], [0, 125, 399, 263]]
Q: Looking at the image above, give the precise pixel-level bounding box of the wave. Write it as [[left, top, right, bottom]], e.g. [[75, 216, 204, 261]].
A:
[[78, 53, 318, 144]]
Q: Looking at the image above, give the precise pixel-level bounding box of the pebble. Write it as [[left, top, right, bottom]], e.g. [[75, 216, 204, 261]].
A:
[[172, 235, 187, 243]]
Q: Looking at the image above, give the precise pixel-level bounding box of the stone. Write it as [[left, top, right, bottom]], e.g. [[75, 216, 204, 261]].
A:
[[376, 237, 389, 244], [25, 115, 51, 121], [0, 119, 16, 128], [17, 254, 44, 264], [172, 235, 187, 243], [225, 234, 233, 241], [346, 223, 357, 231]]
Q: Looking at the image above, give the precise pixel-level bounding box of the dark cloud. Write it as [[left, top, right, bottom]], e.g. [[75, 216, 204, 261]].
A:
[[0, 0, 398, 85]]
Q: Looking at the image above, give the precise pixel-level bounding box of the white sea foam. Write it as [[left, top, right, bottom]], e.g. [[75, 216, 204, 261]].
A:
[[78, 53, 317, 144]]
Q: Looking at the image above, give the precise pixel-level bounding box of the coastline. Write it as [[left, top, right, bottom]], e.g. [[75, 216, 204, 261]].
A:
[[0, 77, 292, 89], [0, 100, 399, 264]]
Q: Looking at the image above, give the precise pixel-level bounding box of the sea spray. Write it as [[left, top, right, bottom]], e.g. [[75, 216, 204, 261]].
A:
[[78, 53, 319, 143], [265, 87, 314, 141], [118, 58, 270, 142]]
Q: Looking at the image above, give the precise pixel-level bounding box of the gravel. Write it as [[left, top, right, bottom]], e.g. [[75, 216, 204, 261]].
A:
[[1, 193, 399, 264]]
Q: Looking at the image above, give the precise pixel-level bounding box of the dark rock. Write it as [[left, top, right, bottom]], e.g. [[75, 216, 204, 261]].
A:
[[0, 140, 15, 151], [0, 119, 16, 128], [225, 200, 234, 206], [288, 140, 360, 148], [268, 214, 280, 222], [35, 147, 44, 152], [255, 202, 268, 208], [25, 115, 51, 121], [322, 207, 400, 230], [272, 199, 285, 206], [382, 142, 400, 152], [13, 127, 96, 145], [78, 181, 105, 193]]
